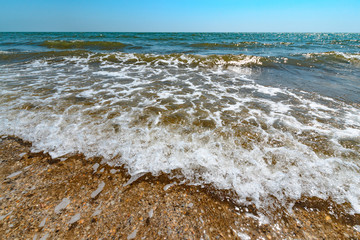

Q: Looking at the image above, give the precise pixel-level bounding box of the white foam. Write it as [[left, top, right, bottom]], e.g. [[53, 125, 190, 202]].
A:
[[92, 203, 102, 217], [92, 163, 99, 173], [163, 182, 176, 191], [123, 172, 146, 187], [93, 71, 128, 78], [68, 213, 81, 224], [255, 85, 284, 96], [245, 213, 269, 225], [127, 229, 137, 240], [91, 181, 105, 198], [1, 53, 360, 214], [40, 233, 49, 240], [6, 171, 22, 179], [54, 198, 70, 214], [148, 208, 154, 218], [39, 217, 47, 228], [234, 231, 251, 240]]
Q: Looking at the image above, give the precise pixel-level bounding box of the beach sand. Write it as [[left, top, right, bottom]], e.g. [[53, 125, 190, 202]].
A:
[[1, 136, 359, 239]]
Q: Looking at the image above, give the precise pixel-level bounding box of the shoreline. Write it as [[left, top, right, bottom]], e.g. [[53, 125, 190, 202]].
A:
[[1, 136, 359, 239]]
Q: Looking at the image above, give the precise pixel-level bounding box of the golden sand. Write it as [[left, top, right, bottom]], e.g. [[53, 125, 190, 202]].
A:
[[1, 136, 359, 239]]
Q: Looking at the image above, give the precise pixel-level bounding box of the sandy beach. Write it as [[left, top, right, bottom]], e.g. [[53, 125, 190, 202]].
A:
[[1, 136, 359, 239], [1, 0, 360, 238]]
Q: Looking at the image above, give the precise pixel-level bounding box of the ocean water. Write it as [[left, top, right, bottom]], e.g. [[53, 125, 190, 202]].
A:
[[0, 32, 359, 212]]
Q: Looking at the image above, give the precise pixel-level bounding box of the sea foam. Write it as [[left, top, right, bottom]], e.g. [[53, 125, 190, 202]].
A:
[[1, 53, 359, 213]]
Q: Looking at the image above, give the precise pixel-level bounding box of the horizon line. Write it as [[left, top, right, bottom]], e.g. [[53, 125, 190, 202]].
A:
[[1, 31, 360, 34]]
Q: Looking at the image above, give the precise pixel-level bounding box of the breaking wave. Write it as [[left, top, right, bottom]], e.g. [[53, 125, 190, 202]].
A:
[[190, 41, 294, 49], [1, 51, 359, 69], [1, 50, 360, 213], [40, 40, 128, 50]]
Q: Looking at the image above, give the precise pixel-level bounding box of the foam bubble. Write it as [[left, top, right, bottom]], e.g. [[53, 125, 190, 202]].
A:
[[1, 54, 360, 213]]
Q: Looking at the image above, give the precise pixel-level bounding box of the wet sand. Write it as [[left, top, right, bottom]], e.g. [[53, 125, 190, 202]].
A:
[[1, 136, 359, 239]]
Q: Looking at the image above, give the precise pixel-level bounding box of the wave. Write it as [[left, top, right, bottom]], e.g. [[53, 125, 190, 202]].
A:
[[117, 35, 140, 39], [1, 54, 360, 212], [330, 39, 360, 45], [150, 37, 187, 41], [0, 51, 273, 68], [97, 52, 274, 68], [301, 51, 360, 64], [0, 50, 89, 63], [190, 41, 293, 49], [1, 50, 359, 69], [40, 40, 128, 50], [1, 45, 360, 213]]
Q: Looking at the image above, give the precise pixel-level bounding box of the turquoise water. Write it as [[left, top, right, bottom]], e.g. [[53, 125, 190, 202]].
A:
[[1, 32, 360, 55], [1, 32, 359, 103], [1, 33, 360, 212]]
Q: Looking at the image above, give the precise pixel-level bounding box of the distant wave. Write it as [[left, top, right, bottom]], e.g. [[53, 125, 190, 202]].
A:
[[1, 50, 359, 68], [117, 35, 140, 39], [300, 51, 360, 65], [0, 50, 89, 63], [150, 37, 187, 41], [40, 40, 128, 50], [190, 41, 293, 49], [0, 51, 273, 68], [330, 39, 360, 45]]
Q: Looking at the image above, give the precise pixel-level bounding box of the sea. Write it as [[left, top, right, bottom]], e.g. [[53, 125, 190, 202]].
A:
[[0, 32, 359, 213]]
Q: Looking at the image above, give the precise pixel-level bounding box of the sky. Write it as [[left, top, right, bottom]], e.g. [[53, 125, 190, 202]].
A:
[[0, 0, 359, 32]]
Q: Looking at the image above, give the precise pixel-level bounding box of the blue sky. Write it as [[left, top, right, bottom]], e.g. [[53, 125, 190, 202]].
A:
[[1, 0, 359, 32]]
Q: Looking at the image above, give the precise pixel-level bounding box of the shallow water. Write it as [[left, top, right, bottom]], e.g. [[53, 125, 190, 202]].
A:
[[0, 32, 359, 213]]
